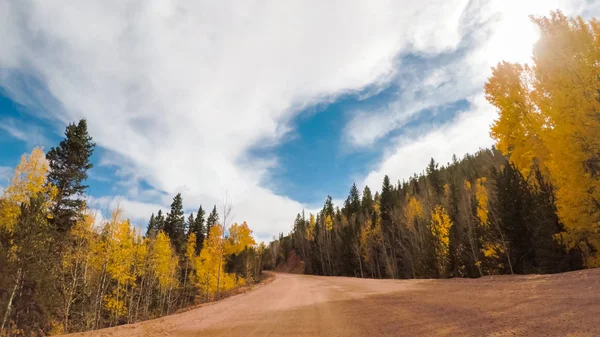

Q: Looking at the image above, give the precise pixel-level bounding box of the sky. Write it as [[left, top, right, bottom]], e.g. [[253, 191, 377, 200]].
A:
[[0, 0, 599, 242]]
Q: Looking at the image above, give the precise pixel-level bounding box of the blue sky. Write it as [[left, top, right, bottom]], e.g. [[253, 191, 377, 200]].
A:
[[0, 0, 598, 241]]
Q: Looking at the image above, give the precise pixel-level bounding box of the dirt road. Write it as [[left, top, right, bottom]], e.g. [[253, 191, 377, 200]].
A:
[[69, 269, 600, 337]]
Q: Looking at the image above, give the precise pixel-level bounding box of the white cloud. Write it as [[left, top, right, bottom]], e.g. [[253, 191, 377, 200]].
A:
[[0, 0, 479, 238], [361, 94, 495, 191], [0, 1, 597, 240], [0, 165, 11, 194], [353, 0, 600, 194], [87, 196, 166, 228], [0, 118, 48, 147], [343, 0, 596, 149]]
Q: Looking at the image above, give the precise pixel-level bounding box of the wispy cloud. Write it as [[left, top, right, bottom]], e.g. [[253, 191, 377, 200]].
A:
[[0, 0, 475, 236], [350, 0, 600, 194], [0, 0, 597, 238], [343, 0, 591, 150], [0, 117, 49, 147], [0, 165, 11, 191], [361, 94, 495, 191]]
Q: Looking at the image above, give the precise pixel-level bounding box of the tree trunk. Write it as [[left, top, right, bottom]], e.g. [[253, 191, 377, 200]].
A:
[[1, 268, 22, 332]]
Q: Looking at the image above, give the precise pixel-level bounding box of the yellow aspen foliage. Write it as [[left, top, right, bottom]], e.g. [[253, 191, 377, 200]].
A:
[[132, 235, 149, 282], [193, 226, 221, 299], [530, 13, 600, 266], [359, 223, 371, 262], [474, 178, 489, 225], [405, 197, 423, 230], [486, 11, 600, 266], [485, 62, 548, 178], [324, 215, 333, 231], [443, 184, 450, 199], [371, 199, 382, 228], [185, 233, 197, 264], [193, 225, 245, 300], [225, 221, 256, 255], [481, 242, 504, 259], [430, 205, 453, 275], [56, 212, 96, 332], [359, 218, 383, 264], [183, 233, 197, 290], [151, 231, 179, 293], [305, 213, 316, 240], [0, 148, 57, 232], [104, 217, 138, 321]]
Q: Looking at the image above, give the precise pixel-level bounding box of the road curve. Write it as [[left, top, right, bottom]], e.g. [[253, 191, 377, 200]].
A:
[[70, 269, 600, 337]]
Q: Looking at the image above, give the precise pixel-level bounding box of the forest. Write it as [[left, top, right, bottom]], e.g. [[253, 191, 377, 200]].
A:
[[0, 120, 264, 336], [1, 9, 600, 337], [267, 12, 600, 279]]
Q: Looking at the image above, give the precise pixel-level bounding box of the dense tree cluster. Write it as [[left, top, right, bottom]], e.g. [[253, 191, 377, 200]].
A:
[[486, 12, 600, 267], [271, 12, 598, 278], [271, 149, 581, 279], [0, 122, 262, 336]]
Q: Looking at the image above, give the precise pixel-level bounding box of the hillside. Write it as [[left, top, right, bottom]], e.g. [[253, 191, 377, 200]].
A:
[[275, 250, 306, 274]]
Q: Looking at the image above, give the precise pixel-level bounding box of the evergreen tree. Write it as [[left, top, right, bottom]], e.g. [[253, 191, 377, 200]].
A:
[[492, 163, 577, 274], [380, 175, 393, 231], [155, 210, 165, 232], [206, 205, 219, 239], [361, 185, 373, 215], [186, 212, 195, 237], [347, 183, 361, 217], [146, 213, 156, 237], [191, 206, 206, 253], [323, 196, 334, 217], [164, 193, 186, 254], [426, 158, 444, 197], [46, 119, 95, 232]]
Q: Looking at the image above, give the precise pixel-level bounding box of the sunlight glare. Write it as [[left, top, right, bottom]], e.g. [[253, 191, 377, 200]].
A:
[[486, 0, 563, 65]]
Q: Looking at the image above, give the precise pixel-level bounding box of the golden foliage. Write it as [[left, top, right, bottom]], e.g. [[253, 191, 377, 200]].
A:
[[305, 214, 315, 240], [324, 215, 333, 231], [405, 197, 423, 230], [430, 205, 453, 275], [0, 148, 56, 232], [485, 11, 600, 266], [226, 221, 256, 255], [152, 231, 179, 292], [359, 218, 382, 264], [192, 224, 252, 300], [185, 232, 197, 270], [474, 178, 489, 225]]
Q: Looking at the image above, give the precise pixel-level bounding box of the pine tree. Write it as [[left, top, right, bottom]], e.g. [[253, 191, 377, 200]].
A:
[[164, 194, 185, 254], [46, 119, 95, 232], [323, 196, 334, 217], [426, 158, 444, 197], [346, 183, 361, 218], [191, 206, 206, 254], [206, 206, 219, 239], [380, 175, 393, 232], [155, 210, 165, 232], [186, 212, 195, 237], [146, 213, 157, 238], [361, 186, 373, 215]]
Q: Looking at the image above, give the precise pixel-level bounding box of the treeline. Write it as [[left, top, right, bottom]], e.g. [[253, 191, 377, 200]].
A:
[[0, 121, 263, 336], [272, 149, 580, 278], [272, 12, 600, 278]]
